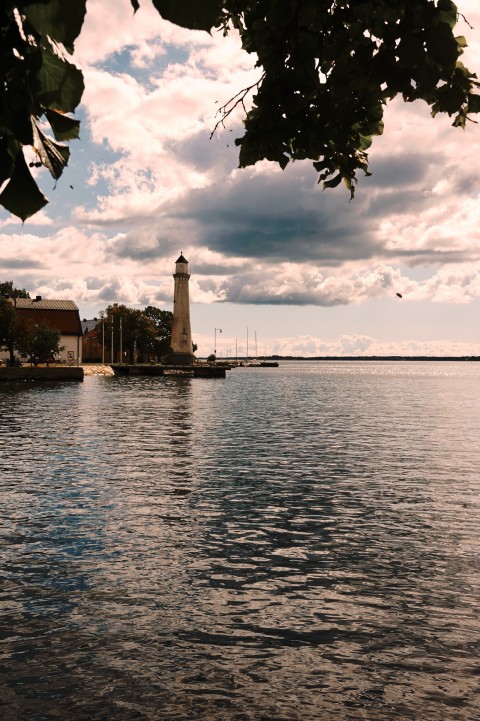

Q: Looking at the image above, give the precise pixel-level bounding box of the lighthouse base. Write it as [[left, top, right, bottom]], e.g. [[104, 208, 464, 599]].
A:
[[167, 351, 194, 366]]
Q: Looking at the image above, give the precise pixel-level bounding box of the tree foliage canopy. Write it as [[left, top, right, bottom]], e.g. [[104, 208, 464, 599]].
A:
[[1, 0, 479, 219], [0, 283, 33, 363], [98, 304, 174, 362], [0, 1, 84, 220], [17, 320, 63, 365], [0, 281, 30, 298], [218, 0, 480, 196]]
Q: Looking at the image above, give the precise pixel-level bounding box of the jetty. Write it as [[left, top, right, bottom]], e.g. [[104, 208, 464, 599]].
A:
[[0, 366, 84, 382], [111, 364, 227, 378]]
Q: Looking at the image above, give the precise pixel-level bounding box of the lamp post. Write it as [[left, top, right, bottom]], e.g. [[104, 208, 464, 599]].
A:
[[119, 316, 123, 364], [214, 327, 222, 357], [1, 294, 16, 366]]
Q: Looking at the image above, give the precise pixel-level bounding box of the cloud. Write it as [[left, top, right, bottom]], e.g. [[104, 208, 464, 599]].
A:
[[67, 0, 480, 284], [214, 265, 386, 306], [1, 258, 46, 270], [199, 331, 480, 358]]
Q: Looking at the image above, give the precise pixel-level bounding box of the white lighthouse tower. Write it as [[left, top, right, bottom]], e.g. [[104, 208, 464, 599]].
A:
[[168, 252, 194, 365]]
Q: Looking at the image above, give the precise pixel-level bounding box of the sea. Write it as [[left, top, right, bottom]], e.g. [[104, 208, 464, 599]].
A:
[[1, 361, 479, 721]]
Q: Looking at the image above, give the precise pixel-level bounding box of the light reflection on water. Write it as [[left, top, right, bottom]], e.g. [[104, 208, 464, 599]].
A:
[[1, 362, 480, 720]]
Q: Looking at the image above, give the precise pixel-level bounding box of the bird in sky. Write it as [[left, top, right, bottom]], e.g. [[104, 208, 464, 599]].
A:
[[396, 292, 403, 298]]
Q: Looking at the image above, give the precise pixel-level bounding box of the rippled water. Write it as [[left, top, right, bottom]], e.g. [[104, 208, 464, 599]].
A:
[[1, 361, 480, 720]]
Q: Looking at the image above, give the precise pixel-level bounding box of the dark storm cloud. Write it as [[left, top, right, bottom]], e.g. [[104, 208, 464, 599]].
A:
[[2, 258, 45, 269], [85, 277, 106, 290], [367, 153, 434, 188], [387, 247, 479, 265], [363, 154, 445, 217], [220, 281, 350, 306], [191, 261, 251, 275], [107, 165, 385, 266], [108, 226, 180, 262], [110, 235, 163, 261], [166, 127, 240, 175], [452, 168, 480, 196], [365, 187, 433, 218], [98, 281, 124, 302], [108, 138, 461, 270], [152, 289, 171, 304], [170, 169, 382, 265]]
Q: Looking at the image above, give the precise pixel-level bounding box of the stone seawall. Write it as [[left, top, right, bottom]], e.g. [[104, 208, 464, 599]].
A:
[[0, 367, 84, 382], [82, 365, 115, 376]]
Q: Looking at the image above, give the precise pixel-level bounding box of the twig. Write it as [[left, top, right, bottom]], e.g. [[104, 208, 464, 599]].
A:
[[210, 73, 265, 138]]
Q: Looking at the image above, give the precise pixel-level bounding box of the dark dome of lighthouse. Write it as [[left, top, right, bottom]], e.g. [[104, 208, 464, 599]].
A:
[[176, 253, 188, 263]]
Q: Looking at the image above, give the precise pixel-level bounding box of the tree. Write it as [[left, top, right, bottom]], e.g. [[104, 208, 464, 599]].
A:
[[0, 281, 30, 299], [98, 304, 175, 362], [0, 1, 84, 220], [16, 320, 63, 365], [143, 306, 174, 359], [0, 288, 32, 364], [1, 1, 479, 219], [98, 304, 163, 362], [0, 297, 18, 365], [218, 0, 480, 196]]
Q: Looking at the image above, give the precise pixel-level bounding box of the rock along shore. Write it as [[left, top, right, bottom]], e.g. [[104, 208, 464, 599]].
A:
[[82, 364, 115, 376]]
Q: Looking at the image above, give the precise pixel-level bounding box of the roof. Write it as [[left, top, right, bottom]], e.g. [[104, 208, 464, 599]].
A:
[[176, 253, 188, 263], [14, 298, 79, 311], [14, 299, 83, 335], [81, 319, 100, 333]]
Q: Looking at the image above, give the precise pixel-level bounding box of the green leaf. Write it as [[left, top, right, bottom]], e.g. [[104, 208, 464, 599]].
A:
[[32, 120, 70, 181], [25, 0, 87, 55], [426, 22, 459, 67], [35, 48, 85, 113], [437, 0, 458, 29], [151, 0, 222, 32], [343, 176, 355, 199], [0, 138, 16, 186], [323, 173, 343, 189], [358, 134, 372, 151], [0, 152, 48, 221], [45, 109, 80, 141], [436, 84, 466, 114], [468, 94, 480, 114], [130, 0, 140, 12], [237, 137, 261, 167]]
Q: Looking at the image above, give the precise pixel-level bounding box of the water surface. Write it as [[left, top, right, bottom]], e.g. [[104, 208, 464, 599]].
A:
[[1, 362, 479, 720]]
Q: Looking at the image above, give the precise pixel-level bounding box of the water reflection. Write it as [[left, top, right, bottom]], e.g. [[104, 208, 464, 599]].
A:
[[1, 364, 479, 720]]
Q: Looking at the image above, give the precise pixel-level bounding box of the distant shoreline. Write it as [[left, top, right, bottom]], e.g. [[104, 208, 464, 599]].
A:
[[219, 356, 480, 362]]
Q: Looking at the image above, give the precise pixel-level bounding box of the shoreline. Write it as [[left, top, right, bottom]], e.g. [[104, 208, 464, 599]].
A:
[[82, 364, 115, 376]]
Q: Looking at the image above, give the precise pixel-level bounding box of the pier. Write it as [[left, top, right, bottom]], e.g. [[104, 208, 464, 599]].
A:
[[0, 366, 84, 382], [111, 364, 227, 378]]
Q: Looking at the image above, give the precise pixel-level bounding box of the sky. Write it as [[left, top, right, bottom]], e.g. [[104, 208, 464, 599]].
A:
[[1, 0, 480, 358]]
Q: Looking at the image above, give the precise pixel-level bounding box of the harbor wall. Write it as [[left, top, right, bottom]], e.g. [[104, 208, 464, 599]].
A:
[[0, 367, 84, 382]]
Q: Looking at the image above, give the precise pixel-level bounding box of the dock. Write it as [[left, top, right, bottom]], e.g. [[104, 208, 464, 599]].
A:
[[0, 366, 84, 382], [111, 364, 227, 378]]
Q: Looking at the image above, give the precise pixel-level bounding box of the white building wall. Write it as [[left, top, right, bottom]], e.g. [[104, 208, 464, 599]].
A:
[[57, 335, 82, 363], [1, 334, 82, 363]]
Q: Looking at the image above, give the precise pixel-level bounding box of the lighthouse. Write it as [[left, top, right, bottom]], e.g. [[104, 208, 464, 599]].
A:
[[168, 252, 194, 365]]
